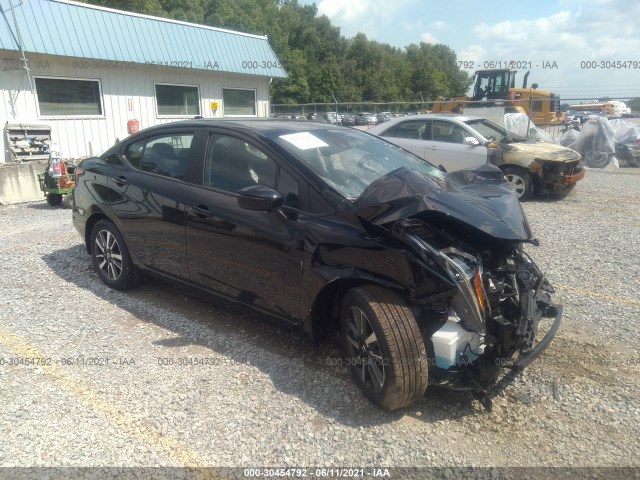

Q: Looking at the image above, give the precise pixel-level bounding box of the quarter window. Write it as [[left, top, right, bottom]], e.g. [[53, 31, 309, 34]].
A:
[[223, 88, 256, 116], [155, 84, 200, 116], [125, 133, 194, 180], [35, 77, 103, 116]]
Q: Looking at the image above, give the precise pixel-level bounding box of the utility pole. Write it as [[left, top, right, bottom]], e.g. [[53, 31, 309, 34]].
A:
[[330, 91, 338, 114]]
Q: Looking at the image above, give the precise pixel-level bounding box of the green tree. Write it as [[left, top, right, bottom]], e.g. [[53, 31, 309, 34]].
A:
[[626, 98, 640, 112], [85, 0, 473, 106]]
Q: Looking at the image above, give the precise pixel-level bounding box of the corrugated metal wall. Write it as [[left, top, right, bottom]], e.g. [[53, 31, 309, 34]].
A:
[[0, 0, 287, 79], [1, 52, 272, 161]]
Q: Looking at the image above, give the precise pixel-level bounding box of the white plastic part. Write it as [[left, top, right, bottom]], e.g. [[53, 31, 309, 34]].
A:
[[431, 313, 485, 369]]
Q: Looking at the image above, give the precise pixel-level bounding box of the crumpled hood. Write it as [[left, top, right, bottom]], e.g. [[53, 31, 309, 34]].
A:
[[355, 164, 533, 241], [506, 142, 581, 161]]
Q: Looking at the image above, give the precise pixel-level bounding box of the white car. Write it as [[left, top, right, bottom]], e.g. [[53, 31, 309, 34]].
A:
[[367, 113, 584, 199]]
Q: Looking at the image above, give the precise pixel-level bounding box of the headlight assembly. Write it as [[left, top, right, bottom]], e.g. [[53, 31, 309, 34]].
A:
[[405, 236, 487, 335], [443, 250, 487, 335]]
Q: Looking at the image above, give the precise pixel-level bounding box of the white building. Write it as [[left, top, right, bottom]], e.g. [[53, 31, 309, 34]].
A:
[[0, 0, 287, 164]]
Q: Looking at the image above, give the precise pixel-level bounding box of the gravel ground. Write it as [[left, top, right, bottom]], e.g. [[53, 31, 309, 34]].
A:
[[0, 169, 639, 476]]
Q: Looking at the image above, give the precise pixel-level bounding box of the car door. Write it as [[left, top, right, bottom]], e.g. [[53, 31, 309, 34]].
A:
[[378, 119, 429, 159], [185, 131, 305, 322], [425, 120, 488, 171], [107, 130, 198, 279]]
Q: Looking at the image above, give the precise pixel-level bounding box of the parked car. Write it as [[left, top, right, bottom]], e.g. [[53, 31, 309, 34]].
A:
[[368, 113, 584, 200], [323, 112, 342, 124], [73, 119, 561, 410], [354, 112, 378, 126], [376, 112, 393, 123], [341, 113, 356, 126]]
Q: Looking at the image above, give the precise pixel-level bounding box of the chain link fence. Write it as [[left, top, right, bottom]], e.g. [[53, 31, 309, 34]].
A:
[[269, 98, 625, 139]]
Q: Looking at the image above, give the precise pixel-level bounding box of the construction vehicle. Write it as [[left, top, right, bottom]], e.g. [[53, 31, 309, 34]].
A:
[[432, 69, 563, 126]]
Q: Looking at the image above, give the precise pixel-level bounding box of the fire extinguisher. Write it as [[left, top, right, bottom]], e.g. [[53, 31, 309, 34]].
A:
[[49, 143, 62, 177], [127, 119, 140, 135]]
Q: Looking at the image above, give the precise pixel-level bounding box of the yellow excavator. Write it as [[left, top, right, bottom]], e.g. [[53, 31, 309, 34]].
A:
[[432, 69, 564, 126]]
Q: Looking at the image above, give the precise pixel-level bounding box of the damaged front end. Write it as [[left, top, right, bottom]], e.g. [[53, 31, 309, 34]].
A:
[[394, 220, 561, 393], [356, 165, 562, 395]]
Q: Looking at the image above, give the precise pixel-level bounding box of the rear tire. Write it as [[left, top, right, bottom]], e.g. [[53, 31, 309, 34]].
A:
[[46, 193, 62, 206], [90, 220, 138, 290], [340, 286, 428, 410], [503, 167, 533, 200]]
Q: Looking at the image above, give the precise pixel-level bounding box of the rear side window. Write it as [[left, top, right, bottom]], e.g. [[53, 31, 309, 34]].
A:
[[124, 133, 194, 180], [382, 120, 429, 140]]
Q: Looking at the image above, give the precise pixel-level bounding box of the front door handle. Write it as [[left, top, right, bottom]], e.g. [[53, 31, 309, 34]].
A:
[[113, 176, 128, 185], [189, 205, 213, 217]]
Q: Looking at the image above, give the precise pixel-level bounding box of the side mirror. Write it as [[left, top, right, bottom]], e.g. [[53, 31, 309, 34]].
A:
[[237, 185, 283, 211], [463, 136, 480, 146]]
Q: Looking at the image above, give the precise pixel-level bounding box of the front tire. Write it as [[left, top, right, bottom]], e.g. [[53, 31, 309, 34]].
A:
[[90, 220, 137, 290], [340, 286, 428, 410], [503, 167, 533, 200]]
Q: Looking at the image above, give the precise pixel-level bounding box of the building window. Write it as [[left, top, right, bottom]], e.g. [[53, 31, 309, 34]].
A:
[[155, 84, 200, 116], [223, 88, 256, 116], [35, 77, 103, 116]]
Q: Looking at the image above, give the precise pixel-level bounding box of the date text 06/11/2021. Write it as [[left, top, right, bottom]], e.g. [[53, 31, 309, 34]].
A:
[[457, 60, 559, 69], [243, 468, 391, 478]]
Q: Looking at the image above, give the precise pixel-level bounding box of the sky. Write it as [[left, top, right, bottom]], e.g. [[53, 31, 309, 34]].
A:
[[298, 0, 640, 102]]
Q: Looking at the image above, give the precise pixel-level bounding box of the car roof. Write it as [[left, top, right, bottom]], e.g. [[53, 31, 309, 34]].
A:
[[126, 118, 344, 139], [367, 112, 486, 133]]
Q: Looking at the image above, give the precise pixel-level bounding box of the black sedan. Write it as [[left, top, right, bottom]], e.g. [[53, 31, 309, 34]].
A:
[[72, 119, 561, 410]]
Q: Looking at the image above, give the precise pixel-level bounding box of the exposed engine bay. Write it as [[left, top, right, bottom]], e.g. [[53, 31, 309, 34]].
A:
[[393, 216, 561, 394]]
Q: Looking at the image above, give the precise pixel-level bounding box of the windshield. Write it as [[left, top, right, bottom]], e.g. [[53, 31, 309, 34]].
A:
[[270, 128, 442, 199], [464, 118, 526, 143]]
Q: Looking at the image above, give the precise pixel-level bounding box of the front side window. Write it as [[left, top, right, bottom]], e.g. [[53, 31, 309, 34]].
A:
[[464, 119, 525, 143], [155, 84, 200, 116], [204, 134, 298, 207], [431, 120, 468, 144], [35, 77, 103, 116], [223, 88, 256, 116], [124, 133, 194, 180]]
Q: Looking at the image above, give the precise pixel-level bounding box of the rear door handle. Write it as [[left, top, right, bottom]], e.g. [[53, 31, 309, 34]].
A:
[[189, 205, 213, 217], [426, 146, 439, 151], [113, 176, 128, 185]]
